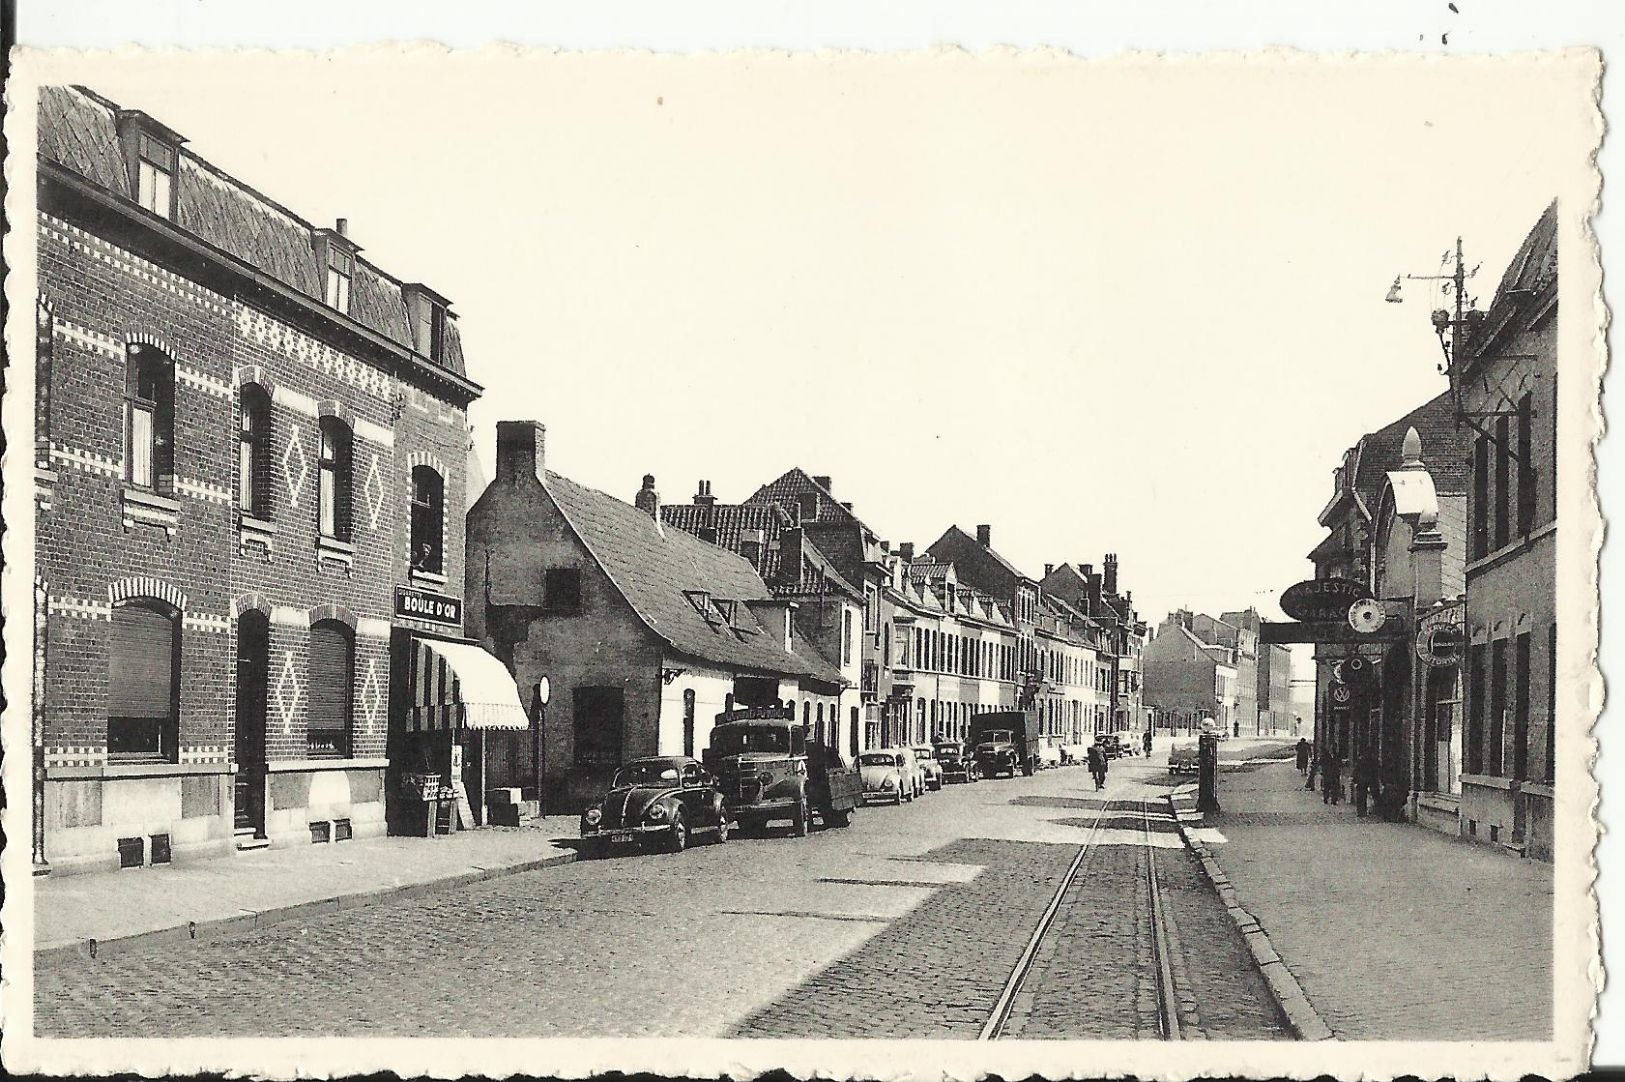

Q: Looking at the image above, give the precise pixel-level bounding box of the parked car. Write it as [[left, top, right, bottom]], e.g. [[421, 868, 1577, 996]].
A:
[[858, 750, 914, 805], [933, 740, 980, 783], [579, 755, 729, 857], [911, 745, 945, 791], [970, 712, 1041, 778], [702, 714, 861, 835], [1168, 741, 1199, 776]]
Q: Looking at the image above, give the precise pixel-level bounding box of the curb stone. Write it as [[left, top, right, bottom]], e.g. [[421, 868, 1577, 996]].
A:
[[1163, 792, 1335, 1042], [35, 849, 578, 964]]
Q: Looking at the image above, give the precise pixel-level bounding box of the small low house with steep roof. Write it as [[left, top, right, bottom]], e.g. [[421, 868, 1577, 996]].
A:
[[466, 424, 848, 809]]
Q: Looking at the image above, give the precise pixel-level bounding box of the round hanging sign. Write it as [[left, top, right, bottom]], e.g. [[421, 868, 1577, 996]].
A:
[[1416, 622, 1464, 668], [1347, 598, 1387, 635], [1280, 578, 1373, 623]]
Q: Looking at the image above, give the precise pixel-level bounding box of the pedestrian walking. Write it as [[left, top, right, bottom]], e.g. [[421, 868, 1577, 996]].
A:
[[1354, 744, 1378, 818], [1143, 728, 1153, 757], [1087, 741, 1108, 791], [1295, 737, 1311, 775], [1320, 745, 1341, 805]]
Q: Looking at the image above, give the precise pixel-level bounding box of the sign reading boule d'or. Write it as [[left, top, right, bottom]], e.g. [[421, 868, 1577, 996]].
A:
[[395, 586, 463, 627], [1279, 578, 1373, 623]]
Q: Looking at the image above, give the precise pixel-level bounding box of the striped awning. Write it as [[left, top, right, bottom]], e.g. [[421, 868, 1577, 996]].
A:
[[409, 638, 529, 732]]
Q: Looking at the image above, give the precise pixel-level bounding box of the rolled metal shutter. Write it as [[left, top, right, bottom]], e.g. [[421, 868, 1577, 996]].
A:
[[307, 622, 352, 733], [109, 604, 176, 718]]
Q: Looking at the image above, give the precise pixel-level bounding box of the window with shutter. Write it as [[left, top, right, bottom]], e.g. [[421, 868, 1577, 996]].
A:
[[307, 620, 353, 758], [108, 601, 179, 761]]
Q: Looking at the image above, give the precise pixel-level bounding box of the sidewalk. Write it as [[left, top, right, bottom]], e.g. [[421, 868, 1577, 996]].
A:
[[32, 818, 580, 959], [1186, 761, 1553, 1041]]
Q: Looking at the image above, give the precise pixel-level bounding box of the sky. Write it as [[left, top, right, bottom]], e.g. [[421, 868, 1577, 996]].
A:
[[25, 52, 1593, 629]]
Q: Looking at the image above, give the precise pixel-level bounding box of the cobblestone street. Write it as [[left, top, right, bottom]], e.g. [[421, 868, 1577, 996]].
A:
[[35, 754, 1283, 1041]]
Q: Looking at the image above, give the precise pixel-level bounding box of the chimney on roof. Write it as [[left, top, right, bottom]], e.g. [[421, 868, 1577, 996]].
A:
[[898, 542, 915, 561], [635, 474, 660, 518], [1081, 563, 1093, 579], [335, 218, 349, 238], [780, 527, 805, 582], [495, 421, 545, 484], [1044, 563, 1055, 577], [699, 526, 718, 545], [741, 528, 766, 571], [693, 480, 715, 506], [813, 475, 832, 492], [1104, 553, 1119, 595], [976, 525, 992, 548]]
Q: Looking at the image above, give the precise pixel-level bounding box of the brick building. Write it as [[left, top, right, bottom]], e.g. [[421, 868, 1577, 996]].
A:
[[1142, 611, 1241, 732], [744, 471, 900, 748], [32, 86, 516, 875], [465, 425, 848, 811], [1041, 556, 1151, 735], [886, 548, 1022, 747], [1454, 203, 1559, 859]]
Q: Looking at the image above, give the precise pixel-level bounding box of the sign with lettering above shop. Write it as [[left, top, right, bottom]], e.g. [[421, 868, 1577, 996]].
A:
[[1279, 578, 1373, 623], [396, 587, 462, 627]]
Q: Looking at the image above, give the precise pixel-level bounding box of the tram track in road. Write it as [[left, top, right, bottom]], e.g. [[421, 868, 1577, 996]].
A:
[[980, 793, 1186, 1042]]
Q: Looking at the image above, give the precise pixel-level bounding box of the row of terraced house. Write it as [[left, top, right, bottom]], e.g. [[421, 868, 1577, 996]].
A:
[[29, 86, 1151, 875], [468, 443, 1153, 812]]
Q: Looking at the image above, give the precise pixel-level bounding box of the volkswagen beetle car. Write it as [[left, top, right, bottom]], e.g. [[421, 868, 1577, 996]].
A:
[[858, 750, 913, 805], [910, 745, 945, 791], [579, 755, 729, 857]]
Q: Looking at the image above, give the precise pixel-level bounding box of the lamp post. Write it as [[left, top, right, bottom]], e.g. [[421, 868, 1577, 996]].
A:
[[532, 676, 551, 818]]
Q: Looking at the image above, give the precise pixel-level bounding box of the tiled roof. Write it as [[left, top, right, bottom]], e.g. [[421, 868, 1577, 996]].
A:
[[926, 526, 1028, 598], [39, 85, 466, 379], [547, 472, 843, 684], [661, 501, 862, 601], [747, 468, 851, 524], [1353, 392, 1472, 502], [1469, 200, 1558, 360]]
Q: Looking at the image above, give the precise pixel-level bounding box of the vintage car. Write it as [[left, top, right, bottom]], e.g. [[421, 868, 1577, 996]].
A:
[[702, 713, 861, 835], [858, 750, 914, 805], [579, 755, 729, 857], [933, 740, 979, 783], [910, 745, 945, 791], [1168, 741, 1200, 776]]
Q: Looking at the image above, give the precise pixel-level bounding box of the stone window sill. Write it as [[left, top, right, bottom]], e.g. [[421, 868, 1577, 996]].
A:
[[266, 757, 389, 773], [410, 567, 449, 588], [1460, 773, 1519, 791], [122, 485, 181, 534], [317, 534, 356, 569], [1521, 782, 1555, 799], [1465, 520, 1558, 578], [239, 512, 277, 552]]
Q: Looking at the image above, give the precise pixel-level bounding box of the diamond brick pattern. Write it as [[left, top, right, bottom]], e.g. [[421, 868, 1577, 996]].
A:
[[274, 650, 302, 736], [282, 423, 308, 510]]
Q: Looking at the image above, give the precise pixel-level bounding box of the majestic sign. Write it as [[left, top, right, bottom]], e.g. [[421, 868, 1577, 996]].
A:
[[1416, 622, 1464, 668], [1279, 578, 1372, 623], [395, 587, 463, 627]]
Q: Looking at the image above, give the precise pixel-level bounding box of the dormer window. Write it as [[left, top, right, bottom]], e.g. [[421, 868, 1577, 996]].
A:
[[405, 285, 449, 363], [325, 246, 353, 313], [137, 135, 176, 218], [116, 111, 185, 221]]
